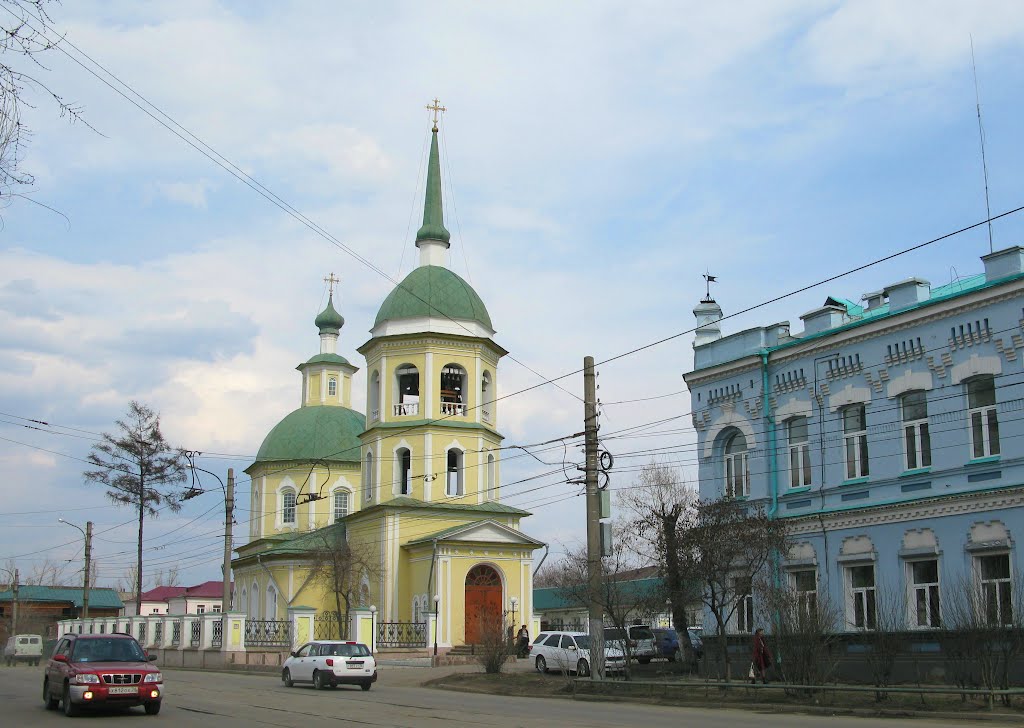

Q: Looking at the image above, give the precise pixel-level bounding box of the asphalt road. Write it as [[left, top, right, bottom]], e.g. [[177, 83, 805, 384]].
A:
[[0, 662, 1014, 727]]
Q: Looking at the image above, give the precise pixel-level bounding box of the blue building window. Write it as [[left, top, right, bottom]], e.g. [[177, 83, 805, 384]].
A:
[[901, 391, 931, 471], [842, 405, 869, 480], [846, 564, 876, 630], [787, 417, 811, 488], [909, 560, 940, 628], [967, 377, 1000, 459], [724, 432, 749, 498], [978, 554, 1013, 626]]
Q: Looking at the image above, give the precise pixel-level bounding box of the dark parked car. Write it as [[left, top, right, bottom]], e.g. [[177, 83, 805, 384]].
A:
[[651, 627, 680, 661]]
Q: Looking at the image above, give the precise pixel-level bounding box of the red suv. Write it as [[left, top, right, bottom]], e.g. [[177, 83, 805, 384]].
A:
[[43, 632, 163, 716]]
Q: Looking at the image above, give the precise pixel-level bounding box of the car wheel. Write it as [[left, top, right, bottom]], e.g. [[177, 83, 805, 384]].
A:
[[282, 668, 294, 688], [667, 650, 677, 663], [144, 702, 161, 715], [360, 682, 372, 691], [62, 683, 79, 717], [638, 658, 651, 664], [576, 659, 590, 677], [312, 670, 326, 690], [43, 678, 59, 710], [535, 655, 547, 673]]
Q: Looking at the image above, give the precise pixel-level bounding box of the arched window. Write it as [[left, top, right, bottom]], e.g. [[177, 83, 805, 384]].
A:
[[481, 371, 493, 423], [364, 452, 374, 503], [369, 370, 381, 421], [328, 376, 337, 397], [249, 582, 259, 619], [281, 488, 297, 525], [486, 453, 495, 500], [901, 391, 931, 470], [395, 365, 419, 416], [333, 489, 350, 522], [396, 448, 412, 495], [440, 364, 467, 416], [724, 431, 749, 498], [240, 587, 247, 617], [359, 582, 370, 608], [446, 448, 464, 497], [266, 584, 278, 620]]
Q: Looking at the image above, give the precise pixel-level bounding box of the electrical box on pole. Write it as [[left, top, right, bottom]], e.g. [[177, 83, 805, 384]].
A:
[[599, 490, 611, 520], [600, 522, 614, 558]]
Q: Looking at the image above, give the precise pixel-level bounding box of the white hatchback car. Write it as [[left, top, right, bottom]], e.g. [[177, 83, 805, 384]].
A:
[[530, 631, 625, 677], [282, 641, 377, 691]]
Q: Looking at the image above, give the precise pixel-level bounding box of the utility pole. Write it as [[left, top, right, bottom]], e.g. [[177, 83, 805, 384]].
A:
[[222, 468, 235, 615], [12, 568, 19, 636], [83, 522, 92, 619], [583, 356, 605, 680]]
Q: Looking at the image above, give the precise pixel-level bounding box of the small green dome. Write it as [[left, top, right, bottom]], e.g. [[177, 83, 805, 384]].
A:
[[314, 295, 345, 334], [299, 353, 351, 368], [375, 266, 492, 330], [255, 405, 365, 465]]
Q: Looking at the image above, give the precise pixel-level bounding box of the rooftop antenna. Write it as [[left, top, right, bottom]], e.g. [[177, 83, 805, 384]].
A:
[[971, 35, 994, 254]]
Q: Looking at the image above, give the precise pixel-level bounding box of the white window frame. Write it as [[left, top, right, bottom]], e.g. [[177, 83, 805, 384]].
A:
[[845, 563, 877, 630], [786, 417, 811, 488], [363, 451, 374, 503], [723, 431, 749, 498], [842, 405, 869, 480], [281, 488, 297, 526], [733, 576, 754, 633], [197, 605, 206, 615], [790, 569, 818, 620], [396, 447, 412, 495], [333, 488, 350, 522], [967, 376, 1000, 459], [906, 558, 941, 629], [901, 391, 931, 471], [328, 376, 337, 397], [976, 552, 1013, 626]]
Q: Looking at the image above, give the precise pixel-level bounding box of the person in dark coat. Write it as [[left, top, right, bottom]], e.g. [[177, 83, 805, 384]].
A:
[[751, 627, 772, 684], [516, 625, 530, 658]]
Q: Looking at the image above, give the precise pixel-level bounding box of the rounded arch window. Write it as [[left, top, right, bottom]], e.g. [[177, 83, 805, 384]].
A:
[[396, 447, 412, 495], [395, 365, 419, 416], [723, 430, 749, 498], [333, 489, 350, 522], [281, 488, 297, 525], [369, 370, 381, 419], [446, 448, 464, 496], [363, 451, 375, 502], [466, 564, 502, 587], [441, 364, 468, 416], [328, 376, 338, 397], [481, 371, 493, 422]]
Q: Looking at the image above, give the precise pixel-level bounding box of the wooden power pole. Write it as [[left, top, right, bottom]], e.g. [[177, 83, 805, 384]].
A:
[[82, 521, 92, 619], [584, 356, 605, 679], [222, 468, 235, 615]]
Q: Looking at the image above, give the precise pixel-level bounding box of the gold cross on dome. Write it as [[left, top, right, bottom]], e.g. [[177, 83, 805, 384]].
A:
[[426, 98, 446, 129], [324, 272, 340, 297]]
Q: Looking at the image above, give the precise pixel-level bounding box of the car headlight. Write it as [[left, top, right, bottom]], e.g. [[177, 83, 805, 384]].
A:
[[75, 674, 100, 684], [143, 673, 162, 683]]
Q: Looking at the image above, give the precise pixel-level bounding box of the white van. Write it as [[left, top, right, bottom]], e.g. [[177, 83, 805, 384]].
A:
[[4, 634, 43, 666]]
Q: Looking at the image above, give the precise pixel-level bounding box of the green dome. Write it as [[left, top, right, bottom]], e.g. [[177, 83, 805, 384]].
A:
[[255, 405, 365, 465], [375, 266, 492, 330], [300, 353, 351, 368], [314, 295, 345, 334]]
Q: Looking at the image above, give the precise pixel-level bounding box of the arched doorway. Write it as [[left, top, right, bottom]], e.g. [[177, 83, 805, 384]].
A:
[[464, 564, 502, 644]]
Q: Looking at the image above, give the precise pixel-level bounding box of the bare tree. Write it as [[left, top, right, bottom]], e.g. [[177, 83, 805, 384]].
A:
[[675, 498, 788, 681], [863, 586, 906, 701], [84, 401, 186, 619], [759, 577, 841, 690], [307, 525, 382, 639], [473, 608, 512, 674], [27, 556, 69, 586], [1, 0, 91, 206], [619, 461, 701, 660]]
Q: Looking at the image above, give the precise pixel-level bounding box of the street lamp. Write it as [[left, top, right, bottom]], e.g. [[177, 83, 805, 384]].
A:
[[58, 518, 92, 619], [510, 597, 519, 657], [369, 605, 376, 656], [432, 594, 440, 659]]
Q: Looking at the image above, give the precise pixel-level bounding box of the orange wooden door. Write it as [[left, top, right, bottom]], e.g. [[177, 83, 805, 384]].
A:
[[465, 565, 503, 644]]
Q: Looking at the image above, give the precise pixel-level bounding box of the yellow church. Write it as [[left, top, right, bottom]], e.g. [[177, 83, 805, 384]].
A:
[[232, 110, 544, 652]]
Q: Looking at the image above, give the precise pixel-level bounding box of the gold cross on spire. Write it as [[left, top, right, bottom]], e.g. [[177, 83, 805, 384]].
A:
[[426, 97, 446, 131], [323, 272, 340, 297]]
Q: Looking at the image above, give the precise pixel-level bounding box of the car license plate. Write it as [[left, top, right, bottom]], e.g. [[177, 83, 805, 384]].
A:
[[347, 661, 363, 669], [108, 686, 137, 695]]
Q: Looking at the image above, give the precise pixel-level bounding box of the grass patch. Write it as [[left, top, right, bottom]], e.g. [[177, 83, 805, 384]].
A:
[[427, 671, 575, 698]]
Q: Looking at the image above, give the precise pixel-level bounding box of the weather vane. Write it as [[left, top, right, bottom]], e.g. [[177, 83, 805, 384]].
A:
[[426, 97, 446, 131], [324, 272, 340, 297], [702, 272, 717, 302]]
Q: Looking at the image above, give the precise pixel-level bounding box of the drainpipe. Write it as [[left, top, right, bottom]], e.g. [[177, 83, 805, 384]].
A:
[[427, 539, 439, 600], [760, 350, 779, 519]]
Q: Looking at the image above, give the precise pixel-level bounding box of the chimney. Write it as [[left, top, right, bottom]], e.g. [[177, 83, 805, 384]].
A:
[[800, 304, 845, 335], [693, 298, 723, 347], [884, 278, 930, 312], [981, 246, 1024, 282]]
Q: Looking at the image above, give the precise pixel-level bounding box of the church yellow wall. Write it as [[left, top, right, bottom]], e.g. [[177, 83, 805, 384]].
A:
[[248, 462, 362, 540]]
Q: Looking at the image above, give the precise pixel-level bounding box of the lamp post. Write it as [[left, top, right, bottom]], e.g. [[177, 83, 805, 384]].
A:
[[432, 594, 440, 659], [510, 596, 519, 657], [58, 518, 92, 619], [369, 605, 376, 656], [0, 566, 17, 636]]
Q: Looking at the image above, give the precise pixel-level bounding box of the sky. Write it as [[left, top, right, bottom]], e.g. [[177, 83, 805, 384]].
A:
[[3, 0, 1024, 592]]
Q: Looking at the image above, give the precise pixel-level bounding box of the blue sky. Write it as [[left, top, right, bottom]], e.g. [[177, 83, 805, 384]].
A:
[[3, 0, 1024, 591]]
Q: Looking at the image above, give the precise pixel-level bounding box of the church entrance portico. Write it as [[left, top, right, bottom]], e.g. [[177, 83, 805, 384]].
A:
[[464, 563, 502, 644]]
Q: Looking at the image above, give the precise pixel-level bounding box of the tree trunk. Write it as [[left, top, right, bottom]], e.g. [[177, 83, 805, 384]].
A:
[[136, 476, 145, 615], [335, 586, 345, 640], [662, 511, 693, 656]]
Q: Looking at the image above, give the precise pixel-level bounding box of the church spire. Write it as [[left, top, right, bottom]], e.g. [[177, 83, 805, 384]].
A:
[[416, 99, 451, 264]]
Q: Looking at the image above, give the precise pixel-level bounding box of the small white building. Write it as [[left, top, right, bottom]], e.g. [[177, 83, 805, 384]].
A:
[[120, 581, 231, 617]]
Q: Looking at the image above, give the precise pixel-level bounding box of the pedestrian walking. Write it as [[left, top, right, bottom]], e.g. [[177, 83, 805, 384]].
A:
[[750, 627, 772, 684], [516, 624, 530, 659]]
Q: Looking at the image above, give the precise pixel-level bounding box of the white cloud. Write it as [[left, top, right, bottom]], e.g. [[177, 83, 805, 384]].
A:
[[151, 179, 215, 208]]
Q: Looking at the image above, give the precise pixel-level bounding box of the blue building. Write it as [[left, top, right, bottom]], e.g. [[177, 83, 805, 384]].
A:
[[683, 246, 1024, 635]]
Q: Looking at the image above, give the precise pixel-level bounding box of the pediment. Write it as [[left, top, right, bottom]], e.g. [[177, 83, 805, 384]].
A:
[[406, 519, 544, 548]]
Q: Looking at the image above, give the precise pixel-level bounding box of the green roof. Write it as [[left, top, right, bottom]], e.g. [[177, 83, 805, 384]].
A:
[[0, 585, 123, 610], [374, 265, 492, 330], [254, 405, 365, 465], [314, 294, 345, 334], [534, 577, 665, 612], [233, 522, 347, 562], [299, 353, 352, 368], [416, 128, 450, 244], [358, 495, 530, 517]]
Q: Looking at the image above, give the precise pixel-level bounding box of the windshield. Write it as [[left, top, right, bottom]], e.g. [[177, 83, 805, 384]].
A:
[[72, 638, 146, 663], [603, 628, 626, 640], [573, 636, 592, 650], [630, 627, 654, 640], [320, 643, 370, 657]]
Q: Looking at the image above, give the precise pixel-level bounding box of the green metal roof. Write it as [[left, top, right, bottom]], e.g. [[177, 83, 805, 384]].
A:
[[374, 265, 492, 330], [357, 495, 530, 517], [253, 405, 365, 465], [0, 586, 123, 610], [314, 294, 345, 334], [534, 577, 665, 612], [415, 128, 450, 244], [298, 353, 352, 368], [233, 522, 347, 562]]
